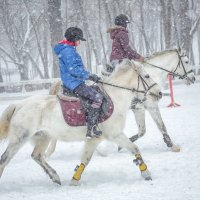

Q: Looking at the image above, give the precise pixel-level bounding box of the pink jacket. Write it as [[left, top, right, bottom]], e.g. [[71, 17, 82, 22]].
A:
[[108, 26, 141, 62]]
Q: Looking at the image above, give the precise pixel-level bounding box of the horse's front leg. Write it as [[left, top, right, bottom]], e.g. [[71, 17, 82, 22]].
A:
[[145, 102, 180, 152], [130, 102, 146, 142], [70, 138, 101, 186], [111, 133, 151, 181]]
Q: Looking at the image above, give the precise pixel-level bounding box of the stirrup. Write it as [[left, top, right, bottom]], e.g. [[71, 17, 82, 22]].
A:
[[86, 126, 102, 139], [92, 125, 102, 137], [86, 133, 93, 139]]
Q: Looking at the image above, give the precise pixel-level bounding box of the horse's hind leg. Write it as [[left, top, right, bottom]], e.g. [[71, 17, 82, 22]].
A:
[[146, 103, 180, 152], [31, 132, 61, 185], [0, 130, 29, 178], [44, 138, 57, 158], [70, 138, 101, 186], [111, 133, 152, 181]]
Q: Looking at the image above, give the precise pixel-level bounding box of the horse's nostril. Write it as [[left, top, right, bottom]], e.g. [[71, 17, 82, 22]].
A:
[[159, 92, 162, 96], [193, 77, 196, 82]]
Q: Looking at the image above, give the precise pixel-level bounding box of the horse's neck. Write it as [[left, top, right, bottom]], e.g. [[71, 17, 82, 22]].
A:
[[104, 84, 133, 113], [103, 65, 148, 113], [144, 51, 178, 87]]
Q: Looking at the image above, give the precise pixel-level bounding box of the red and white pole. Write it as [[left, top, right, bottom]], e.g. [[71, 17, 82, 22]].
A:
[[167, 73, 180, 108]]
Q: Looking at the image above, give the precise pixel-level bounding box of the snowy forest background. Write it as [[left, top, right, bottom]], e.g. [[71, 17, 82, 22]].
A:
[[0, 0, 200, 92]]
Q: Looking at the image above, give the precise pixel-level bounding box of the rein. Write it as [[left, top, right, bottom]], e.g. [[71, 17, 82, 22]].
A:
[[144, 50, 193, 79], [98, 80, 157, 94]]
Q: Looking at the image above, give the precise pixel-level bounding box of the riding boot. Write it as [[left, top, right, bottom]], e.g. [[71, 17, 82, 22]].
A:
[[86, 107, 102, 139]]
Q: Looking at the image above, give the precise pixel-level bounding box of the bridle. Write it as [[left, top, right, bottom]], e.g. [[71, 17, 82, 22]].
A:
[[144, 50, 193, 79]]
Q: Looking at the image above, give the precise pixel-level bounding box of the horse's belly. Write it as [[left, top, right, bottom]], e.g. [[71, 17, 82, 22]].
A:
[[49, 125, 87, 142]]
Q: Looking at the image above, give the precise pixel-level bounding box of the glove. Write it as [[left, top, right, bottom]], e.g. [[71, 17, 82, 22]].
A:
[[138, 56, 145, 62], [105, 64, 114, 73], [88, 74, 101, 83]]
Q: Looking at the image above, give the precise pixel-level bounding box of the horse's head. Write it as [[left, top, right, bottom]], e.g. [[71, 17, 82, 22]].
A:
[[112, 60, 162, 102], [175, 48, 195, 85], [132, 61, 163, 102]]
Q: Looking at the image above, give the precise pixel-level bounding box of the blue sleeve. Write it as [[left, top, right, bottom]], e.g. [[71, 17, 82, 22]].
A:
[[60, 48, 90, 79]]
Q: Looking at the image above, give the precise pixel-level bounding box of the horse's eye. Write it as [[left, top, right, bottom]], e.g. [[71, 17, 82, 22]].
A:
[[185, 61, 189, 64]]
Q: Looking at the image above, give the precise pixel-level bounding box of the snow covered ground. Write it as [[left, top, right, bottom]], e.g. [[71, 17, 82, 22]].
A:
[[0, 82, 200, 200]]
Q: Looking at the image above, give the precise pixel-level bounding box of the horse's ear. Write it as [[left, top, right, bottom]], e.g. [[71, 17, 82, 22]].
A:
[[178, 46, 181, 53], [179, 43, 186, 53], [122, 59, 132, 67]]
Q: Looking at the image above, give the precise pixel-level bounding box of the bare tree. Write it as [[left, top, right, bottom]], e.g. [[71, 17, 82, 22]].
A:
[[0, 61, 3, 83], [47, 0, 62, 78], [0, 0, 29, 80], [160, 0, 173, 49], [77, 0, 101, 68], [0, 0, 46, 80], [139, 0, 151, 54], [0, 0, 200, 85], [179, 0, 191, 54]]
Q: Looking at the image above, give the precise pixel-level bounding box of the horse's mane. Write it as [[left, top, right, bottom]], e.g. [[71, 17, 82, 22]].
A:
[[105, 59, 134, 83], [110, 59, 133, 75]]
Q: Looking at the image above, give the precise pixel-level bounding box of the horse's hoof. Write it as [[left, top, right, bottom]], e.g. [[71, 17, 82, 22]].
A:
[[145, 175, 152, 181], [70, 178, 80, 186], [118, 146, 122, 151], [52, 174, 61, 185], [141, 170, 152, 181], [53, 179, 61, 185], [171, 145, 181, 152]]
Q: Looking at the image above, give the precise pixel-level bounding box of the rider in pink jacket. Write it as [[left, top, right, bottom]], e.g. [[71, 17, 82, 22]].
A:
[[107, 14, 144, 68]]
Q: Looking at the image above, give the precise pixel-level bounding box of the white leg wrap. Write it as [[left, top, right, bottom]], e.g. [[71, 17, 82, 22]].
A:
[[141, 169, 152, 181], [70, 179, 80, 186]]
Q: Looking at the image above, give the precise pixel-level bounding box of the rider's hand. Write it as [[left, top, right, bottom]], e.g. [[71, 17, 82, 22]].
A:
[[138, 56, 145, 62], [88, 74, 101, 83]]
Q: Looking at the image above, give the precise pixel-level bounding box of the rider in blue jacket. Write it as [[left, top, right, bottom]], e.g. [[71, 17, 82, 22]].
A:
[[54, 27, 103, 139]]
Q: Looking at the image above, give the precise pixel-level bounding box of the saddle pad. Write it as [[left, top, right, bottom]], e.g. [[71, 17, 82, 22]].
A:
[[58, 97, 86, 126], [58, 87, 114, 127]]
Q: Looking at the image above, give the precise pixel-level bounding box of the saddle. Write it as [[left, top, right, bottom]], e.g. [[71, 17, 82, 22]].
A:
[[58, 85, 114, 126]]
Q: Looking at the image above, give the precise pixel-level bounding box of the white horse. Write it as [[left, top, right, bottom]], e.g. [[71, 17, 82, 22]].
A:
[[0, 60, 162, 185], [128, 48, 195, 152], [47, 48, 195, 156]]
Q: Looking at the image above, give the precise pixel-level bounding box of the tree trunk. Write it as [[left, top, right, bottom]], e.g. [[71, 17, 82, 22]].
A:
[[139, 0, 151, 54], [43, 14, 50, 79], [47, 0, 63, 78], [179, 0, 191, 54], [101, 0, 112, 27], [160, 0, 173, 49], [0, 60, 4, 93], [77, 1, 100, 68], [0, 61, 3, 82], [98, 0, 107, 65], [198, 26, 200, 75]]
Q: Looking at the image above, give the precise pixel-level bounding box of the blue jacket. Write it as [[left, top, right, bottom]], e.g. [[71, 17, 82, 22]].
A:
[[54, 41, 90, 90]]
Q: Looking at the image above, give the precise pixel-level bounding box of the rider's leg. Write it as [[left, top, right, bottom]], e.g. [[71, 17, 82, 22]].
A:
[[74, 83, 103, 138], [86, 105, 102, 138]]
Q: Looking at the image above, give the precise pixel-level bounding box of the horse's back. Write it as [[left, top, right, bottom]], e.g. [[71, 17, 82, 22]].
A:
[[10, 95, 58, 129]]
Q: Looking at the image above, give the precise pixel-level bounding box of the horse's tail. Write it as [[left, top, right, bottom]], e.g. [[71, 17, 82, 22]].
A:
[[49, 80, 61, 95], [0, 104, 16, 140]]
